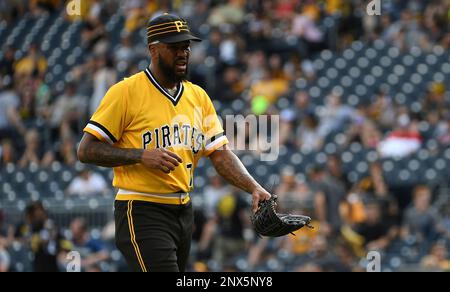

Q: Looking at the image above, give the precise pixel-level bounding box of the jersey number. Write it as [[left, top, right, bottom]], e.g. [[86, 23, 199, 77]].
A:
[[186, 163, 193, 188]]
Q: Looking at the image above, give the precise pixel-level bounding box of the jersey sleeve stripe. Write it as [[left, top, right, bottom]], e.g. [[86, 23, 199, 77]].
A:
[[84, 127, 107, 142], [85, 124, 114, 144], [84, 124, 114, 144], [206, 132, 224, 146], [86, 121, 117, 144], [205, 135, 228, 151]]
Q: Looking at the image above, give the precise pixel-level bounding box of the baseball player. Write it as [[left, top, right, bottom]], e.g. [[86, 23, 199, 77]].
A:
[[77, 13, 271, 272]]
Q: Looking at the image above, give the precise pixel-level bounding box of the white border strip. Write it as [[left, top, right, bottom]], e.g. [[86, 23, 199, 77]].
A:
[[205, 135, 227, 150], [86, 124, 114, 145], [118, 188, 189, 200]]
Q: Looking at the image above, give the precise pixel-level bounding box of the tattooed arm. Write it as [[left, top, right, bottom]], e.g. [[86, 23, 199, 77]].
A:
[[209, 145, 271, 212], [77, 133, 182, 173]]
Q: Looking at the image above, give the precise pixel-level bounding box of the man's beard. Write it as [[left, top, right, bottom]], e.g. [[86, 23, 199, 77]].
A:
[[158, 55, 189, 84]]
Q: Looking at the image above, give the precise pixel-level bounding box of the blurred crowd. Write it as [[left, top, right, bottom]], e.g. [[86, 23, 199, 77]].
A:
[[1, 0, 450, 272]]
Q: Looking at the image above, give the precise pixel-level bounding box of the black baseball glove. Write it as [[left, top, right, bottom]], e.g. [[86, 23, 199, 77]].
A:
[[251, 195, 313, 237]]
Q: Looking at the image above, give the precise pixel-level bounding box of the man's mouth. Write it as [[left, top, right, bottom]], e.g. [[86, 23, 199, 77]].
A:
[[176, 64, 186, 71], [175, 60, 187, 71]]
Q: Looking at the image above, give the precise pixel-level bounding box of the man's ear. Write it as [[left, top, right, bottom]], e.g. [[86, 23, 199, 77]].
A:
[[148, 44, 157, 57]]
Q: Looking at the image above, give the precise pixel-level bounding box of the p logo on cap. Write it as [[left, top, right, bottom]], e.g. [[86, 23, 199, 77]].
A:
[[174, 21, 183, 32]]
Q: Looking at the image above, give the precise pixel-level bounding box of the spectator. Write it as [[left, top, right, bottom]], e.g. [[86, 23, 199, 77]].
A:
[[360, 120, 382, 149], [204, 28, 222, 63], [29, 0, 62, 15], [422, 82, 448, 120], [208, 0, 246, 26], [293, 235, 345, 272], [0, 46, 16, 77], [69, 218, 109, 272], [249, 67, 289, 106], [219, 32, 241, 66], [378, 114, 422, 158], [420, 241, 450, 271], [341, 162, 399, 227], [311, 165, 347, 236], [296, 112, 324, 152], [278, 108, 296, 147], [441, 204, 450, 241], [276, 166, 314, 214], [0, 139, 17, 166], [89, 56, 117, 115], [293, 91, 315, 121], [211, 191, 250, 265], [279, 91, 314, 147], [44, 136, 78, 166], [17, 85, 38, 125], [401, 185, 441, 247], [66, 168, 108, 197], [80, 17, 107, 51], [353, 163, 389, 201], [0, 210, 11, 272], [340, 191, 368, 226], [0, 245, 10, 272], [346, 109, 383, 150], [243, 50, 267, 88], [114, 35, 137, 65], [86, 0, 102, 23], [202, 174, 231, 219], [423, 2, 448, 45], [0, 209, 12, 245], [123, 0, 151, 34], [185, 1, 209, 37], [291, 4, 325, 57], [34, 77, 51, 122], [14, 43, 47, 78], [368, 89, 397, 131], [434, 113, 450, 146], [48, 82, 88, 142], [19, 201, 70, 272], [18, 129, 47, 168], [68, 56, 97, 97], [326, 154, 350, 190], [0, 77, 26, 140], [391, 9, 429, 51], [334, 239, 362, 272], [213, 66, 245, 102], [317, 93, 354, 138], [343, 200, 397, 256]]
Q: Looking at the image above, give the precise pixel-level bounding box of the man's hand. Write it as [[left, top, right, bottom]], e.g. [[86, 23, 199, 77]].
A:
[[251, 186, 271, 214], [141, 148, 183, 174]]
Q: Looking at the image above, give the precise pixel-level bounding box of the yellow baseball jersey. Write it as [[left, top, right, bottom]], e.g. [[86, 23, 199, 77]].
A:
[[84, 68, 228, 205]]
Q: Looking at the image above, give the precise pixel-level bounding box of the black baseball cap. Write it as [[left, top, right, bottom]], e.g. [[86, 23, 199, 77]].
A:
[[147, 13, 202, 44]]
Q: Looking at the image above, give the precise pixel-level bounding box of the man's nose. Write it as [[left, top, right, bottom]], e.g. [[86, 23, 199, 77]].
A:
[[176, 47, 190, 57], [177, 49, 189, 58]]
